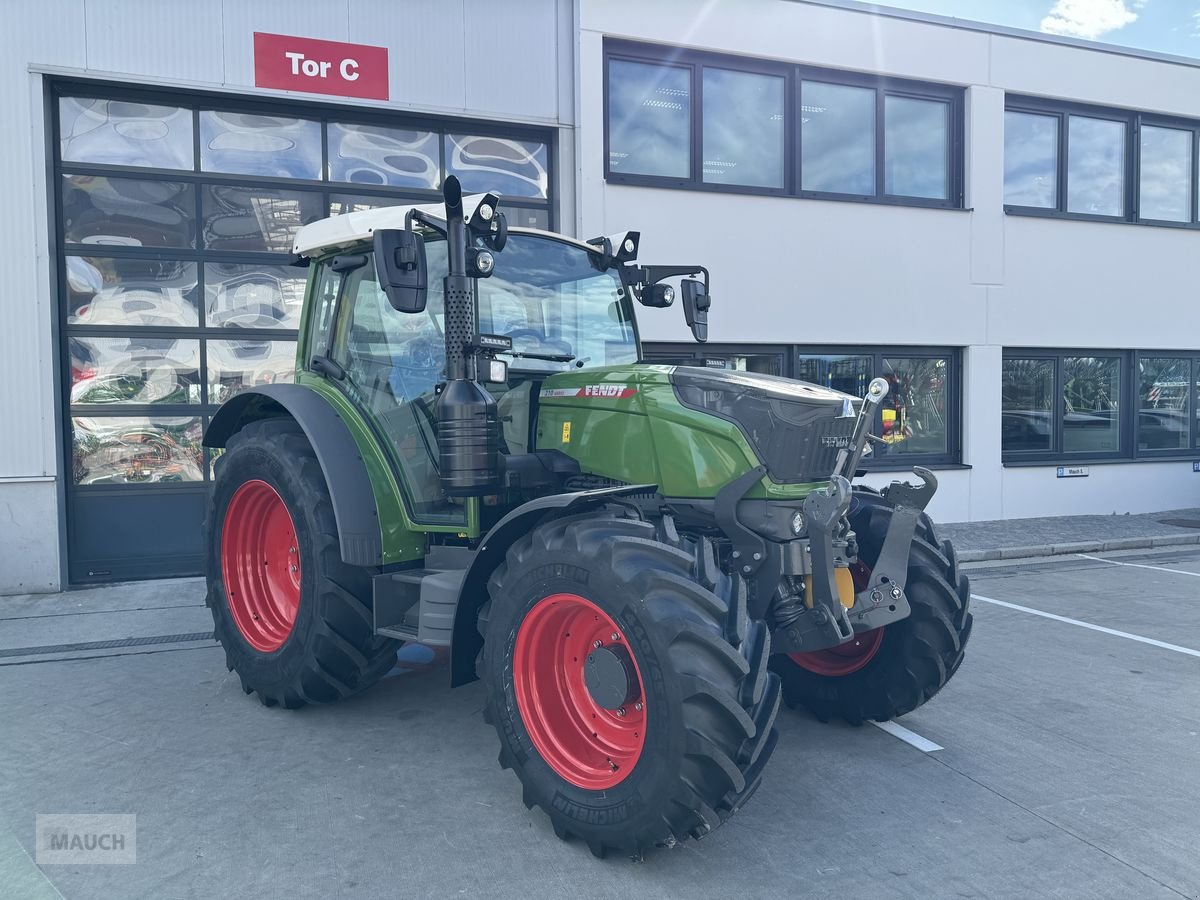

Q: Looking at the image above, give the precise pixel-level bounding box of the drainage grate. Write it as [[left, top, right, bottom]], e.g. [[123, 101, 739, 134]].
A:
[[1157, 518, 1200, 529], [0, 632, 215, 659]]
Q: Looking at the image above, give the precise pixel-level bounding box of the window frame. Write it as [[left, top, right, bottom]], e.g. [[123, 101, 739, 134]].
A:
[[1005, 95, 1200, 229], [604, 39, 965, 210], [1002, 349, 1200, 464]]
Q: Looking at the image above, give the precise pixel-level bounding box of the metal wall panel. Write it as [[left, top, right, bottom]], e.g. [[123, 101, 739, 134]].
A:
[[85, 0, 224, 83], [349, 0, 467, 112], [221, 0, 351, 88], [464, 0, 560, 119]]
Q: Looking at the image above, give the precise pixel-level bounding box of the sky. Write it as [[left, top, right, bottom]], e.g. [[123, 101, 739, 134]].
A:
[[871, 0, 1200, 57]]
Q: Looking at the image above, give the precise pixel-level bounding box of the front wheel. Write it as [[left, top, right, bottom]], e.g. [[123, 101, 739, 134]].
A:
[[482, 512, 779, 857], [771, 494, 973, 724]]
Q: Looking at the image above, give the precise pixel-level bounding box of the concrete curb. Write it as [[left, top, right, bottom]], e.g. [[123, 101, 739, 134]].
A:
[[957, 532, 1200, 564]]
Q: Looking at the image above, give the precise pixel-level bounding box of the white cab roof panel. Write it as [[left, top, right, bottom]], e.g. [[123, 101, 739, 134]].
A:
[[291, 194, 495, 257]]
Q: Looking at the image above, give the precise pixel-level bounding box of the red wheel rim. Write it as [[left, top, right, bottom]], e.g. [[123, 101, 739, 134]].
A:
[[220, 479, 301, 653], [512, 593, 646, 790], [789, 561, 884, 676]]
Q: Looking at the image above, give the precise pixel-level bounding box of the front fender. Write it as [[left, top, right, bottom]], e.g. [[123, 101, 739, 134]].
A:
[[204, 384, 382, 567]]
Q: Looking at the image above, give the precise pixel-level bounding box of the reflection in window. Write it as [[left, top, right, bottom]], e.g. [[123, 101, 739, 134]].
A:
[[207, 339, 296, 404], [62, 175, 194, 248], [205, 264, 306, 330], [885, 96, 948, 199], [800, 82, 874, 195], [70, 337, 201, 406], [447, 134, 548, 199], [1002, 358, 1055, 453], [877, 357, 948, 456], [72, 416, 204, 485], [201, 186, 324, 253], [702, 68, 784, 188], [60, 97, 194, 170], [795, 354, 872, 396], [200, 111, 321, 179], [1004, 111, 1058, 208], [328, 122, 439, 188], [1067, 116, 1125, 216], [503, 207, 550, 230], [66, 257, 198, 327], [608, 59, 691, 178], [1063, 356, 1120, 453], [328, 193, 409, 216], [1139, 126, 1192, 223], [1138, 357, 1190, 451]]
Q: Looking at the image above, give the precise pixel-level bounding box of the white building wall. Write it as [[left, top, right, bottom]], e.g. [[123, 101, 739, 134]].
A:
[[576, 0, 1200, 524], [0, 0, 573, 594]]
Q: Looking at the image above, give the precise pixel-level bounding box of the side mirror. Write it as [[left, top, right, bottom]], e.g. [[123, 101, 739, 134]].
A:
[[373, 228, 427, 313], [681, 278, 710, 343]]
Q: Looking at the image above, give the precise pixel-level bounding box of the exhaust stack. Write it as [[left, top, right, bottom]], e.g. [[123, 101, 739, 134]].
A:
[[435, 176, 501, 496]]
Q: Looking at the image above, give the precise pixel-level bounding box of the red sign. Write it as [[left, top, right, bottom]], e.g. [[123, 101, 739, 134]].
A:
[[253, 32, 388, 100]]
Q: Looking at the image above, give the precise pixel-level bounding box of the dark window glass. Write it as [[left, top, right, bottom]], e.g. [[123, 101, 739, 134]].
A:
[[327, 122, 439, 189], [328, 193, 412, 216], [1137, 357, 1190, 451], [1063, 356, 1120, 453], [1002, 358, 1055, 453], [72, 415, 204, 485], [201, 185, 325, 253], [199, 111, 321, 179], [884, 96, 949, 199], [204, 263, 306, 330], [207, 339, 297, 405], [795, 354, 872, 396], [60, 97, 194, 170], [702, 68, 784, 188], [66, 257, 198, 327], [1004, 111, 1058, 208], [447, 134, 548, 199], [1139, 125, 1192, 223], [800, 81, 874, 195], [503, 207, 551, 230], [876, 357, 948, 457], [1067, 116, 1125, 216], [69, 337, 201, 406], [607, 59, 691, 178], [62, 175, 194, 248]]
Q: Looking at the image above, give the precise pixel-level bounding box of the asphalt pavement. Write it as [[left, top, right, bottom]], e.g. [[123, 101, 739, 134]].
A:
[[2, 540, 1200, 898]]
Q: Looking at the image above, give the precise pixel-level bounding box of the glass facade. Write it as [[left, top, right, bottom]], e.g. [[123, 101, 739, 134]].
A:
[[55, 84, 553, 582]]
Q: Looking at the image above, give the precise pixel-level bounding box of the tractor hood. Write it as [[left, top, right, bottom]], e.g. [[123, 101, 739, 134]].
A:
[[535, 364, 859, 493], [668, 367, 859, 484]]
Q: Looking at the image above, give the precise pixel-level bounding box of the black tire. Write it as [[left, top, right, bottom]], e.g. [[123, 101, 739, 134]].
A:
[[771, 491, 973, 724], [205, 418, 399, 709], [481, 511, 780, 857]]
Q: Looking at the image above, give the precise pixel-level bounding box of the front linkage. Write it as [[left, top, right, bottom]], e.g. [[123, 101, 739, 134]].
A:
[[714, 378, 939, 657]]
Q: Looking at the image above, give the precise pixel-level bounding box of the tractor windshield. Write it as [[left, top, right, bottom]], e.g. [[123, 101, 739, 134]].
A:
[[427, 231, 639, 373]]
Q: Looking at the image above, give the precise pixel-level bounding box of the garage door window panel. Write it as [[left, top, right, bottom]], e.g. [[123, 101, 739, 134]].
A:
[[66, 257, 199, 327], [200, 185, 325, 253], [70, 337, 202, 406], [205, 263, 306, 330], [62, 175, 195, 249], [200, 111, 322, 179], [60, 97, 194, 170], [207, 339, 298, 405], [72, 415, 205, 486], [328, 122, 439, 189], [447, 134, 548, 199]]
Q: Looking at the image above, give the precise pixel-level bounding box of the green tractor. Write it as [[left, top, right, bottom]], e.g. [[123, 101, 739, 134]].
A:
[[203, 177, 972, 857]]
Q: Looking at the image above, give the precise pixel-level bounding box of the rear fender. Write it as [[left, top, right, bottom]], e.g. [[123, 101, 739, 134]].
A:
[[204, 384, 382, 567], [448, 484, 656, 687]]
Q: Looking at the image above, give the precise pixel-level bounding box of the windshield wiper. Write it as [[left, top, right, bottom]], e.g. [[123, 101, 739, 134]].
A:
[[504, 350, 577, 363]]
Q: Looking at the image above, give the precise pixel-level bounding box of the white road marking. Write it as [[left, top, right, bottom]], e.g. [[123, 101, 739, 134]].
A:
[[1076, 552, 1200, 578], [871, 720, 943, 752], [971, 593, 1200, 659]]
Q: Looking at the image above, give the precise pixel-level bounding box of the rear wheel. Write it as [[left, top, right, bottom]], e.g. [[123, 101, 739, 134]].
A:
[[482, 512, 780, 857], [206, 418, 399, 708], [771, 493, 973, 724]]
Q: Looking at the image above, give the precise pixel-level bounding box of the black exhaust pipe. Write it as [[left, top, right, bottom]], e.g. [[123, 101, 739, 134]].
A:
[[435, 176, 501, 496]]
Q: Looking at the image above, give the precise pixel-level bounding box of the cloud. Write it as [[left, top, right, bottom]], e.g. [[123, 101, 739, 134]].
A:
[[1040, 0, 1140, 40]]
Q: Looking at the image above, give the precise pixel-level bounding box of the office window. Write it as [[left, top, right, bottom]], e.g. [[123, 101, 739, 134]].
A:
[[1067, 116, 1125, 216], [606, 41, 963, 208], [800, 81, 875, 195], [794, 348, 960, 467], [1137, 357, 1190, 451], [1062, 356, 1120, 453], [607, 59, 691, 178], [1006, 96, 1200, 228], [702, 68, 785, 188], [1004, 111, 1058, 208], [1139, 126, 1192, 223], [884, 96, 949, 200], [1002, 358, 1055, 453]]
